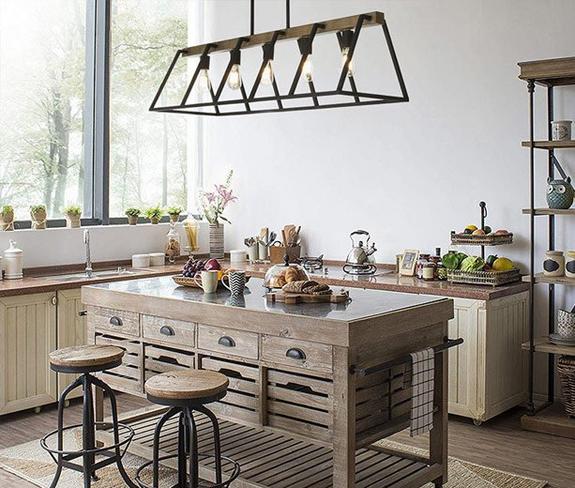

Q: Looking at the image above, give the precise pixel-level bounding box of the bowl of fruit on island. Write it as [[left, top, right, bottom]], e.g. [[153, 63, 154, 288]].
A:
[[173, 257, 250, 288], [442, 251, 519, 286], [451, 225, 513, 246]]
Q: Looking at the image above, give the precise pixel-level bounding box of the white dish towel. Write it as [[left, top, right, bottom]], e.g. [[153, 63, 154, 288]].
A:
[[409, 348, 435, 437]]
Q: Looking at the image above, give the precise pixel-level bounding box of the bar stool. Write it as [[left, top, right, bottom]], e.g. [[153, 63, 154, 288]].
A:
[[135, 370, 241, 488], [41, 345, 138, 488]]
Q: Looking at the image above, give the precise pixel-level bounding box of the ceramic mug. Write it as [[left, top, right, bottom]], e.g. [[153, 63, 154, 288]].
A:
[[222, 270, 246, 296], [552, 120, 572, 141], [194, 270, 219, 293]]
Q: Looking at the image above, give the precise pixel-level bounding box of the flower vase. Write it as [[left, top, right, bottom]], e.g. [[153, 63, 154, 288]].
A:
[[209, 223, 224, 259]]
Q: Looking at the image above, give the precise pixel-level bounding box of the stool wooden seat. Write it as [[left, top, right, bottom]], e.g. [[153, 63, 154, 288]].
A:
[[49, 345, 124, 373], [145, 370, 229, 403]]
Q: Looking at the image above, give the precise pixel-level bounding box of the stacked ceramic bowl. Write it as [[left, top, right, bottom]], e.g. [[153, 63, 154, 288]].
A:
[[552, 309, 575, 346]]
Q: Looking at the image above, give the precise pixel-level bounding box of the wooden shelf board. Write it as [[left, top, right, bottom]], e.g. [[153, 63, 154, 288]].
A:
[[523, 273, 575, 285], [519, 56, 575, 86], [522, 208, 575, 216], [521, 402, 575, 439], [521, 337, 575, 356], [521, 140, 575, 149]]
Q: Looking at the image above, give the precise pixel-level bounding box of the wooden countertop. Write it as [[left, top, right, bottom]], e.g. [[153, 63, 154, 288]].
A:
[[0, 259, 528, 300]]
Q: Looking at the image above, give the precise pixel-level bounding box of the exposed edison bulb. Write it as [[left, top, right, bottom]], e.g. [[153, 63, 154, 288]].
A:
[[302, 56, 313, 82], [227, 64, 242, 90], [261, 60, 274, 86], [341, 47, 354, 78], [197, 68, 211, 92]]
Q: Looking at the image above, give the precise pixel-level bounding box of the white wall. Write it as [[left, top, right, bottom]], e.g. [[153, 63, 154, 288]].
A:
[[200, 0, 575, 395]]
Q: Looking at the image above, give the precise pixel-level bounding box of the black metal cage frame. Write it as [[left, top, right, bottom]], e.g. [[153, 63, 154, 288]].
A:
[[150, 10, 408, 116]]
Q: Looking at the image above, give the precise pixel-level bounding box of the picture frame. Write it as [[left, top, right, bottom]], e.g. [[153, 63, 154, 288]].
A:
[[400, 249, 419, 276]]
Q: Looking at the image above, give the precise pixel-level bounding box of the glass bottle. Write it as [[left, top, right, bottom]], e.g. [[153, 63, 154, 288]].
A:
[[165, 223, 181, 264], [183, 217, 199, 255]]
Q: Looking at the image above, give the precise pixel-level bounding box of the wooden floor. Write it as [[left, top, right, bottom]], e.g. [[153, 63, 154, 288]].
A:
[[0, 396, 573, 487]]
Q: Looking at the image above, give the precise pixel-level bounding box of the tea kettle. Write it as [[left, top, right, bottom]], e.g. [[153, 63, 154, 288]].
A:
[[343, 230, 377, 275]]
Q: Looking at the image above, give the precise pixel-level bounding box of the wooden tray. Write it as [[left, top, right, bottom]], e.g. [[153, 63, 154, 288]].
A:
[[266, 290, 350, 304], [447, 268, 520, 287], [451, 232, 513, 246]]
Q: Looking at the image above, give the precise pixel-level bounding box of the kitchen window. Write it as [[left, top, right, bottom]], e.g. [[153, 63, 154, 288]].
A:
[[0, 0, 201, 227]]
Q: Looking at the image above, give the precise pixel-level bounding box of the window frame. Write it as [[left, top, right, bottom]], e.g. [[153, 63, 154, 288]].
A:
[[10, 0, 191, 230]]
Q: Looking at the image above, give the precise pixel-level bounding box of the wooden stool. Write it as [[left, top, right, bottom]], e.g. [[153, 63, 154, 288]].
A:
[[136, 370, 240, 488], [41, 345, 137, 488]]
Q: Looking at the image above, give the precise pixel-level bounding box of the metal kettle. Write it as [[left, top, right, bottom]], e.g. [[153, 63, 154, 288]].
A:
[[344, 230, 377, 275]]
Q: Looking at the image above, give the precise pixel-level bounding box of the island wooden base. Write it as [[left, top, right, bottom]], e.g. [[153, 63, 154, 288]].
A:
[[98, 406, 443, 488]]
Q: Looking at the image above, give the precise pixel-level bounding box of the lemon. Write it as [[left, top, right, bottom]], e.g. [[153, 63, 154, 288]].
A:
[[465, 225, 478, 232], [492, 257, 514, 271]]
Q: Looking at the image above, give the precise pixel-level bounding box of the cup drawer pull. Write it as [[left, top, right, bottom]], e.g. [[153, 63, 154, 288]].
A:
[[109, 316, 123, 327], [160, 325, 175, 336], [218, 336, 236, 348], [286, 348, 306, 360]]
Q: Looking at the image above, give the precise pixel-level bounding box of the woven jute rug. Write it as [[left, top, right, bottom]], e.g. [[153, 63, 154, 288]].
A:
[[0, 431, 548, 487]]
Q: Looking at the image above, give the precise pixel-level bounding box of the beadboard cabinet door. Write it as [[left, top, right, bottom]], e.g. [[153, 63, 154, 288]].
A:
[[57, 289, 87, 397], [0, 293, 57, 415]]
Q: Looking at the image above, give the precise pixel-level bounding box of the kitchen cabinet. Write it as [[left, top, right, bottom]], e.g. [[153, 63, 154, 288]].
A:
[[448, 292, 529, 424], [56, 289, 87, 397], [0, 292, 57, 415]]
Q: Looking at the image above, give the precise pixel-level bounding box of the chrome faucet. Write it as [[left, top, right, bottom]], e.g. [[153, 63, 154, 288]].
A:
[[84, 230, 93, 278]]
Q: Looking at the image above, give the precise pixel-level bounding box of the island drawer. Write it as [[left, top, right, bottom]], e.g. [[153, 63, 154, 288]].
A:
[[89, 306, 140, 337], [197, 325, 259, 360], [144, 343, 195, 382], [142, 315, 195, 348], [95, 333, 142, 394], [261, 336, 333, 373]]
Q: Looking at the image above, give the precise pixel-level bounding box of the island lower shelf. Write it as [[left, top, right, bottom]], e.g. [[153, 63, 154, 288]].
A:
[[99, 407, 443, 488]]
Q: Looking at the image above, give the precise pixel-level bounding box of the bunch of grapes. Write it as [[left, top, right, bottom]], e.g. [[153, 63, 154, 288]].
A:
[[182, 257, 206, 278]]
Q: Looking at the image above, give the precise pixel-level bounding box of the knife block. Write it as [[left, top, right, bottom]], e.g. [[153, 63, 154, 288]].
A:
[[270, 245, 301, 264]]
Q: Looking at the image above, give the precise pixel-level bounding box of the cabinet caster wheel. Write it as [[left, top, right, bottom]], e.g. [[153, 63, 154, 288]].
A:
[[473, 419, 483, 426], [64, 400, 70, 408], [34, 407, 41, 414]]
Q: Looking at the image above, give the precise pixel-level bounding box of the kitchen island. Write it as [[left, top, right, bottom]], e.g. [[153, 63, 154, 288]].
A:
[[83, 276, 454, 487]]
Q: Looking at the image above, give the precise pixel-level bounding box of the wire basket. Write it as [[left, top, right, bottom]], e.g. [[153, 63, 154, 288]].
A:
[[450, 232, 513, 246], [558, 356, 575, 417], [447, 268, 521, 287]]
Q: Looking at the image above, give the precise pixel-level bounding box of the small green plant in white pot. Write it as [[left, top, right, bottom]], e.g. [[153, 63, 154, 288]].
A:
[[0, 205, 14, 231], [30, 204, 47, 229], [167, 206, 183, 224], [63, 205, 82, 228], [125, 207, 141, 225], [145, 205, 163, 224]]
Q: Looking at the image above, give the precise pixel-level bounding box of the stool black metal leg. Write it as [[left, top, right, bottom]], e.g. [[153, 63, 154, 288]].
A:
[[82, 374, 95, 488], [92, 375, 139, 488], [177, 412, 187, 486], [151, 407, 180, 487], [196, 406, 223, 485], [48, 376, 83, 488], [184, 408, 199, 488]]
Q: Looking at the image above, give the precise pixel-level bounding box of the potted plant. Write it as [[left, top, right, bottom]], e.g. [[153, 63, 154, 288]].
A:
[[167, 206, 183, 224], [200, 170, 237, 258], [30, 204, 47, 229], [125, 207, 141, 225], [145, 205, 163, 224], [63, 205, 82, 228], [0, 205, 14, 231]]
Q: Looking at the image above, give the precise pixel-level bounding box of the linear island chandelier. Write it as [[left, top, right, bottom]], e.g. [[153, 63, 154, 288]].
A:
[[150, 1, 408, 116]]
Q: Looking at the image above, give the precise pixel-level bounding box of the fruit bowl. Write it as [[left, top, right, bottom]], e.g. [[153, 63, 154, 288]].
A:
[[451, 231, 513, 246], [447, 268, 520, 287]]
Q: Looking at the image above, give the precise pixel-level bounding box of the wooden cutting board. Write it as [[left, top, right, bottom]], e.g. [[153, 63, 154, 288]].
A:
[[266, 290, 349, 304]]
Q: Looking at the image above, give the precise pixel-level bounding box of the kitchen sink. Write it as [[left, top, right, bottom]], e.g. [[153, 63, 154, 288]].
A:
[[38, 268, 136, 282]]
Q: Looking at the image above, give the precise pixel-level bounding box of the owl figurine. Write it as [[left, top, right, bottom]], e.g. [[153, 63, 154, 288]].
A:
[[547, 177, 574, 209]]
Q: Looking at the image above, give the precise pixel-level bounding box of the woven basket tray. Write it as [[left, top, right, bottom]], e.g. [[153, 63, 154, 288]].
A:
[[558, 356, 575, 417], [447, 268, 521, 287], [451, 232, 513, 246], [172, 274, 251, 288]]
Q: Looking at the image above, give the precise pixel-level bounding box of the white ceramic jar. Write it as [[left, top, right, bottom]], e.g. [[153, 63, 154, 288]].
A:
[[132, 254, 151, 268], [565, 251, 575, 278], [551, 120, 572, 141], [543, 250, 564, 277], [4, 240, 23, 279], [149, 252, 165, 267], [230, 249, 247, 265]]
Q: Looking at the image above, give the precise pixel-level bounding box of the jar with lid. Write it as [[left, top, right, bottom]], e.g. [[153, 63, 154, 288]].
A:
[[543, 250, 564, 277], [165, 223, 181, 264], [416, 254, 430, 279], [566, 251, 575, 278], [423, 263, 435, 281], [4, 240, 23, 279]]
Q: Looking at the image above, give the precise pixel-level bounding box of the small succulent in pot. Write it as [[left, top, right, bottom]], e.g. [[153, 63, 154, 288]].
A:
[[145, 205, 163, 224], [167, 206, 183, 224], [30, 204, 47, 229], [125, 207, 141, 225], [0, 205, 14, 231], [63, 205, 82, 228]]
